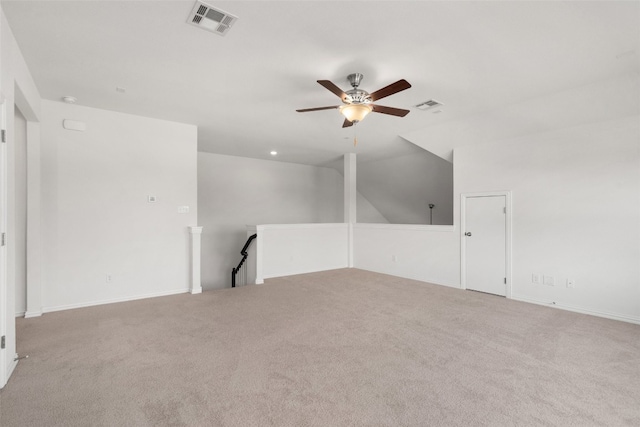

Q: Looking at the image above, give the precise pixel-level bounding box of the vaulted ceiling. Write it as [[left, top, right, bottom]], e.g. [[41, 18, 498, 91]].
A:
[[3, 1, 639, 165]]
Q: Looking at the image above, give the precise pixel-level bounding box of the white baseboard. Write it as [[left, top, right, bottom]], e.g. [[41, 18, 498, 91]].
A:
[[42, 288, 190, 314], [355, 268, 638, 325], [24, 310, 43, 318], [14, 311, 25, 318], [354, 266, 459, 290], [512, 294, 640, 325], [263, 264, 350, 282]]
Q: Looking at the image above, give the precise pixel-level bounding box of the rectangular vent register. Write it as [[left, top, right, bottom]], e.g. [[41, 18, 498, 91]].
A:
[[415, 99, 443, 111], [187, 1, 238, 36]]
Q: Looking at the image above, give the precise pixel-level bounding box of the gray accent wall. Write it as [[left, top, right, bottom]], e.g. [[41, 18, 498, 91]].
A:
[[357, 139, 453, 225]]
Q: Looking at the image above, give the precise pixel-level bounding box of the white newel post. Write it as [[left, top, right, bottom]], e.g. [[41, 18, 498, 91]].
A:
[[189, 226, 203, 294], [254, 226, 264, 285]]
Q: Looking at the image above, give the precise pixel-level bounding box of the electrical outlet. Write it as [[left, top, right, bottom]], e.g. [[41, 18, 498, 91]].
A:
[[567, 278, 575, 288], [106, 274, 112, 283], [543, 276, 554, 286], [392, 255, 397, 262], [532, 273, 540, 284]]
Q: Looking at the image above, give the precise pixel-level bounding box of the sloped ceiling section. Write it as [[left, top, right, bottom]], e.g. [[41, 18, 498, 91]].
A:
[[401, 73, 640, 163], [356, 138, 453, 225]]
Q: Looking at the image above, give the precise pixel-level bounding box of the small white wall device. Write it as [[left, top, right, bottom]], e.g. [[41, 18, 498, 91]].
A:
[[62, 119, 86, 132]]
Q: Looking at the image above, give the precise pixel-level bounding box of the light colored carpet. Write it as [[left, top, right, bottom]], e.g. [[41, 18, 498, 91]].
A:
[[1, 268, 639, 426]]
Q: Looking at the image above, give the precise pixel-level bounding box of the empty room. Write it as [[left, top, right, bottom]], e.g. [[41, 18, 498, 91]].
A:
[[0, 1, 638, 425]]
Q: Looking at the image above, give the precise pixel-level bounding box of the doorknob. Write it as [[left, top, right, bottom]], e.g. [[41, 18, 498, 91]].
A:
[[464, 232, 472, 236]]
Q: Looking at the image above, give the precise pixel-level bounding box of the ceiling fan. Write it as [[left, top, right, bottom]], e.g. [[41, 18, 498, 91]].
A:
[[296, 73, 412, 128]]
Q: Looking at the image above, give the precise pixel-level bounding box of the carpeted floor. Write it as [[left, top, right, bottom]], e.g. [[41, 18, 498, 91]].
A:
[[1, 268, 639, 426]]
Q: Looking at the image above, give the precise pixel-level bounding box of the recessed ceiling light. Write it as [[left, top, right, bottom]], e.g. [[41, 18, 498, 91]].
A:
[[62, 96, 77, 104], [270, 151, 277, 156]]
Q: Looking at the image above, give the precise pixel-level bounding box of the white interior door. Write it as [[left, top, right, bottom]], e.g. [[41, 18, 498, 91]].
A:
[[464, 195, 507, 296]]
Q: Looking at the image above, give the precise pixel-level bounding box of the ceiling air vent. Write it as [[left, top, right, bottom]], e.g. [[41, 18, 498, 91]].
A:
[[415, 99, 443, 111], [187, 1, 238, 36]]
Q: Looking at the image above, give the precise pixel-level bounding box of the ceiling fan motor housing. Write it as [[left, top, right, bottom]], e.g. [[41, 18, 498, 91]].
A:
[[344, 73, 371, 104], [344, 89, 371, 105], [347, 73, 364, 88]]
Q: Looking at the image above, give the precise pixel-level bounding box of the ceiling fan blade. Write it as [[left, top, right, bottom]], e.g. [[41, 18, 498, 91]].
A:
[[372, 104, 410, 117], [369, 79, 411, 102], [296, 106, 340, 112], [342, 119, 354, 128], [317, 80, 347, 100]]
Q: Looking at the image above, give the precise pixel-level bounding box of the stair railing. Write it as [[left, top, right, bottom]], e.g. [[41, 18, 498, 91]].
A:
[[232, 233, 257, 287]]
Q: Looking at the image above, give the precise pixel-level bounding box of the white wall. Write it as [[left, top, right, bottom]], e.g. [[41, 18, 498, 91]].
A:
[[198, 153, 347, 289], [353, 116, 639, 323], [353, 224, 459, 287], [455, 116, 640, 322], [256, 224, 349, 282], [40, 100, 197, 311]]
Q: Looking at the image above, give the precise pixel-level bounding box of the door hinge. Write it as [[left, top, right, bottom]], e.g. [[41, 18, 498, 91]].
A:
[[1, 129, 5, 143], [503, 207, 506, 214], [504, 277, 507, 284], [1, 232, 5, 246], [1, 336, 5, 349]]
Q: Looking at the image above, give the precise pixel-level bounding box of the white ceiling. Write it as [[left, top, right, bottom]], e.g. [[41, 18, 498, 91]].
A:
[[3, 0, 639, 166]]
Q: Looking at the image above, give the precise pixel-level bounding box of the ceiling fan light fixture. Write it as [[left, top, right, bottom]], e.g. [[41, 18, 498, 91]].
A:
[[297, 74, 411, 128], [339, 103, 373, 123]]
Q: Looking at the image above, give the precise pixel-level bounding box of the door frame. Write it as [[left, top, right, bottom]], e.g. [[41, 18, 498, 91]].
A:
[[0, 94, 7, 387], [460, 191, 512, 298]]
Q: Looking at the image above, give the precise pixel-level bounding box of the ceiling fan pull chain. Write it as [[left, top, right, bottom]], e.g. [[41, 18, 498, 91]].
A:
[[353, 123, 358, 146]]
